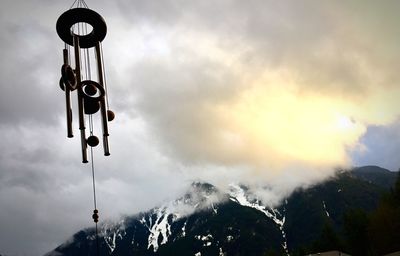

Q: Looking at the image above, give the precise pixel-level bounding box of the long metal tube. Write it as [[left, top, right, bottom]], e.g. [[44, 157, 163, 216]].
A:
[[95, 42, 110, 156], [63, 49, 73, 138], [74, 35, 88, 163]]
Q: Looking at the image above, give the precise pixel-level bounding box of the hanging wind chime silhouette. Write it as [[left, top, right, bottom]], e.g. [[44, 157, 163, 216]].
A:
[[56, 0, 114, 253]]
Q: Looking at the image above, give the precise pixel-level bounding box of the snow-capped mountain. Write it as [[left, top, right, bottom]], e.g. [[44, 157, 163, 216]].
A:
[[45, 166, 398, 256]]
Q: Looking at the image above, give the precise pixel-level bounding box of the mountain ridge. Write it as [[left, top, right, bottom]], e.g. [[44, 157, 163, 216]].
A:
[[45, 166, 398, 256]]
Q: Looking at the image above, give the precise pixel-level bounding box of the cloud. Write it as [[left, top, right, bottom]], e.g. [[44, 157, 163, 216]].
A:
[[0, 0, 400, 255], [109, 0, 400, 210], [0, 25, 61, 125], [123, 0, 400, 172], [0, 117, 189, 255]]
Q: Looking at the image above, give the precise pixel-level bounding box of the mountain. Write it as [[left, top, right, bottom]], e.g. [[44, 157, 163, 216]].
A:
[[45, 166, 398, 256], [352, 165, 398, 189]]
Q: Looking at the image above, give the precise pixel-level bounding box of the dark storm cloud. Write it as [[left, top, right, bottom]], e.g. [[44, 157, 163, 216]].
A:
[[0, 12, 62, 125]]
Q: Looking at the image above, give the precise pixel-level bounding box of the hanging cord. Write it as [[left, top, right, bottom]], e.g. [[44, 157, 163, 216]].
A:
[[82, 19, 100, 256], [89, 132, 100, 256], [87, 73, 100, 256], [69, 0, 78, 9], [70, 0, 89, 9], [73, 14, 100, 255], [82, 0, 89, 8]]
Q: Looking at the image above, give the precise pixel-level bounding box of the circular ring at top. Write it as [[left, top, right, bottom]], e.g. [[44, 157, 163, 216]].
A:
[[56, 8, 107, 48]]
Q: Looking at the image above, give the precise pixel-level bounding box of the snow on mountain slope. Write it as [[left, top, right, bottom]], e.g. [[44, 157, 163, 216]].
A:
[[97, 182, 225, 253], [143, 207, 173, 251], [54, 182, 289, 255], [144, 183, 223, 252], [94, 182, 288, 254], [228, 183, 289, 254], [102, 220, 126, 254]]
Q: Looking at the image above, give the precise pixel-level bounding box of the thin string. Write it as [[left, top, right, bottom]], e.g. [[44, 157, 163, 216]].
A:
[[89, 115, 94, 136], [82, 0, 89, 8], [95, 223, 99, 255], [89, 135, 100, 256], [83, 24, 91, 80], [86, 48, 92, 80], [70, 0, 89, 9], [82, 31, 100, 256], [88, 101, 99, 256], [69, 0, 78, 9], [90, 139, 97, 209]]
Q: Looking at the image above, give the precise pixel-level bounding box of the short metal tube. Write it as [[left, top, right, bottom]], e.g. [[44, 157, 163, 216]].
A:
[[65, 90, 73, 138], [103, 134, 110, 156], [63, 49, 73, 138]]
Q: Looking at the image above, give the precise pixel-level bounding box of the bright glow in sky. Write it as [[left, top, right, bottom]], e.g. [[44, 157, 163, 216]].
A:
[[216, 83, 367, 169]]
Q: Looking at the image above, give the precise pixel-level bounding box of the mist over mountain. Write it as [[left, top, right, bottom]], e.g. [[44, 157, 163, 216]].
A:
[[44, 166, 399, 256]]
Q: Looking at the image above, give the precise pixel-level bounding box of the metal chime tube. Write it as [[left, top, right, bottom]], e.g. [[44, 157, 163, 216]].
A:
[[95, 42, 110, 156], [74, 35, 88, 163], [63, 49, 74, 138]]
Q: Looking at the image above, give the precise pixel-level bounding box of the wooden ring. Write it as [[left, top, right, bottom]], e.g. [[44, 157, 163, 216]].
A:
[[56, 8, 107, 48]]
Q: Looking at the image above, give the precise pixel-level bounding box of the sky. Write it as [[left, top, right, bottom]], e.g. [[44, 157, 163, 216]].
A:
[[1, 0, 400, 255]]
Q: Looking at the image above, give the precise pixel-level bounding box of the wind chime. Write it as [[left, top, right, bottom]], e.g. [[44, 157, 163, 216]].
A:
[[56, 0, 114, 251]]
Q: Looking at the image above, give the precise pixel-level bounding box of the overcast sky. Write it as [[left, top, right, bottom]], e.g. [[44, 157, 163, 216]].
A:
[[1, 0, 400, 255]]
